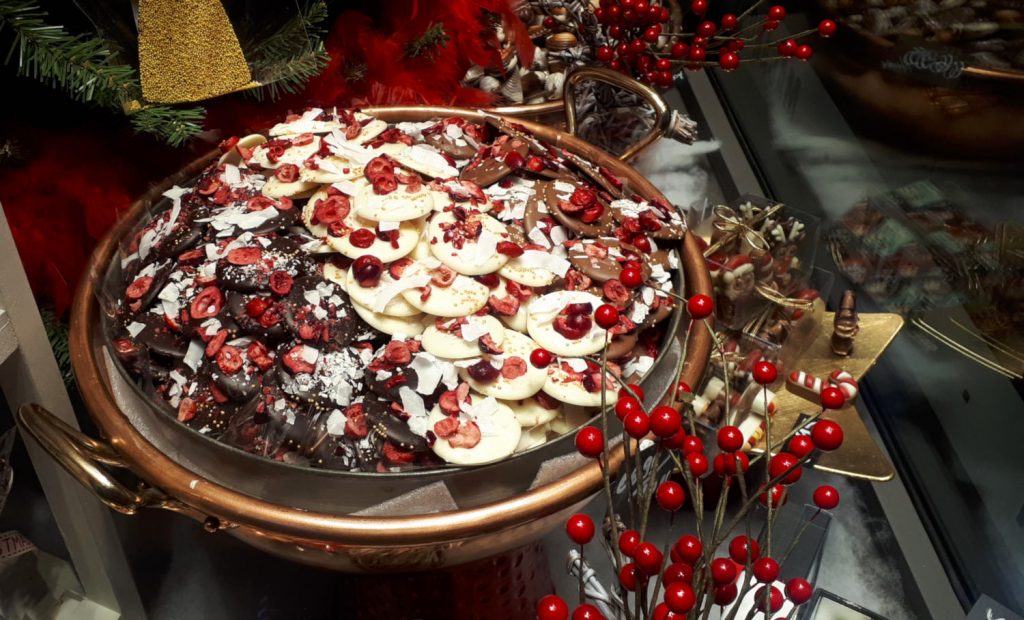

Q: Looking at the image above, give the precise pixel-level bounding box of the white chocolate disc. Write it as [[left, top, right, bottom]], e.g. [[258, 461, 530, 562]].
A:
[[269, 112, 386, 139], [392, 144, 459, 178], [421, 315, 507, 359], [428, 210, 511, 276], [542, 361, 621, 407], [548, 404, 595, 435], [261, 177, 319, 199], [458, 330, 547, 400], [330, 215, 420, 262], [498, 249, 564, 287], [398, 260, 489, 317], [515, 423, 550, 453], [248, 140, 319, 169], [502, 395, 562, 428], [331, 264, 421, 318], [299, 156, 364, 184], [355, 183, 435, 222], [427, 399, 521, 465], [350, 300, 426, 337], [218, 134, 266, 166], [526, 291, 607, 357]]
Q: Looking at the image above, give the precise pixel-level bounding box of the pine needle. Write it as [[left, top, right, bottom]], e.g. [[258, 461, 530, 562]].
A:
[[247, 0, 329, 101], [130, 105, 206, 147], [39, 307, 74, 390], [405, 22, 448, 59]]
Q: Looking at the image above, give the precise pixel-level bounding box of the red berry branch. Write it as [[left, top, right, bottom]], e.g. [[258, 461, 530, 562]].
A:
[[537, 287, 850, 619], [589, 0, 838, 80]]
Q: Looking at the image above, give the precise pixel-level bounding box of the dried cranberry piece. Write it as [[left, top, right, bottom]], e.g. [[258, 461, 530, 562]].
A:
[[504, 151, 525, 169], [247, 341, 274, 370], [205, 329, 228, 358], [633, 235, 652, 253], [177, 248, 205, 264], [177, 398, 197, 422], [580, 204, 605, 223], [291, 132, 314, 146], [246, 196, 275, 212], [475, 273, 500, 288], [603, 279, 631, 305], [275, 164, 300, 182], [258, 305, 282, 327], [638, 210, 664, 232], [349, 229, 376, 248], [571, 187, 598, 208], [554, 314, 592, 340], [190, 286, 223, 319], [467, 360, 500, 382], [496, 241, 524, 257], [282, 344, 316, 374], [566, 302, 594, 316], [372, 175, 398, 195], [344, 403, 368, 438], [353, 255, 384, 287], [365, 156, 394, 178], [216, 345, 243, 374], [433, 416, 459, 438], [218, 136, 239, 152], [276, 197, 294, 210], [448, 422, 482, 449], [227, 247, 262, 265], [246, 297, 271, 317], [382, 442, 415, 464], [488, 294, 520, 316], [500, 356, 527, 380], [126, 276, 153, 300], [430, 266, 457, 288], [439, 390, 461, 415], [526, 155, 546, 172], [389, 258, 413, 279], [312, 196, 350, 225], [384, 340, 412, 365], [269, 271, 293, 295]]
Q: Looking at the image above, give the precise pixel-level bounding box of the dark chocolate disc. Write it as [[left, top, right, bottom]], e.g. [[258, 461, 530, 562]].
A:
[[281, 276, 360, 347], [363, 395, 429, 453], [226, 291, 290, 341]]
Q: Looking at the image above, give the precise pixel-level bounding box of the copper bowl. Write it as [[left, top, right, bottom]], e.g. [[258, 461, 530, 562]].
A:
[[17, 105, 713, 572]]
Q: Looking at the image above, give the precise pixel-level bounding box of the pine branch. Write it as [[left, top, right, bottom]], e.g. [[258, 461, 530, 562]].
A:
[[39, 307, 74, 390], [405, 22, 448, 59], [249, 42, 329, 102], [0, 0, 135, 108], [130, 105, 205, 147], [246, 0, 329, 101]]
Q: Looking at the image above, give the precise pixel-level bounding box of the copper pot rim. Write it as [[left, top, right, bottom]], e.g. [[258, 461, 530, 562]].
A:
[[69, 105, 713, 545]]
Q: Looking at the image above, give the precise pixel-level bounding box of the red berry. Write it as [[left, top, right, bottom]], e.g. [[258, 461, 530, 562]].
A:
[[687, 294, 713, 318], [796, 44, 813, 60], [728, 535, 760, 564], [811, 419, 844, 450], [663, 562, 693, 585], [594, 7, 606, 22], [819, 386, 845, 409], [594, 303, 620, 329], [778, 38, 798, 56], [644, 27, 660, 43], [710, 557, 736, 584], [752, 360, 778, 384], [673, 535, 702, 564], [753, 557, 779, 582], [596, 45, 614, 62], [623, 411, 650, 438], [530, 348, 553, 368], [814, 484, 840, 509], [688, 46, 706, 62], [652, 603, 682, 620], [670, 42, 688, 58], [619, 383, 645, 401], [571, 604, 603, 620], [619, 529, 641, 556], [686, 452, 709, 477], [714, 583, 738, 605], [698, 20, 717, 37], [727, 39, 745, 51], [615, 395, 641, 420], [543, 15, 557, 28], [714, 451, 749, 475], [656, 481, 685, 511], [537, 595, 569, 620], [656, 58, 672, 71], [575, 426, 604, 458], [608, 24, 623, 39], [676, 381, 692, 399], [662, 428, 687, 450], [664, 582, 696, 613], [818, 19, 837, 37], [659, 6, 670, 21], [566, 513, 595, 544], [768, 452, 802, 484], [786, 577, 814, 604], [654, 70, 672, 86], [755, 585, 784, 612], [768, 5, 786, 20], [650, 405, 681, 437], [629, 39, 646, 55], [764, 19, 780, 31], [721, 13, 738, 29], [681, 435, 703, 455], [620, 563, 642, 590], [717, 425, 744, 452], [788, 434, 815, 458], [634, 542, 663, 575], [718, 51, 739, 71], [759, 484, 788, 508], [691, 0, 707, 15]]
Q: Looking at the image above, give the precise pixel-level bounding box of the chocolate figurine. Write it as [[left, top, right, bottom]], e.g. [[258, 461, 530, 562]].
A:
[[831, 290, 859, 356]]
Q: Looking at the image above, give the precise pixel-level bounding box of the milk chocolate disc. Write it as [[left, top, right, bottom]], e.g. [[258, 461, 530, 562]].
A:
[[567, 238, 651, 283], [544, 181, 615, 237]]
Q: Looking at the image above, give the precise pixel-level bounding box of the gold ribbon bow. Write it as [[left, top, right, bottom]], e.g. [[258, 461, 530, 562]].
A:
[[703, 202, 784, 258], [754, 283, 815, 311]]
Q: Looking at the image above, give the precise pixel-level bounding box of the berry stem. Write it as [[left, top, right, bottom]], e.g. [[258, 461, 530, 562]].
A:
[[578, 543, 586, 605], [778, 510, 820, 568], [763, 384, 774, 559], [703, 318, 733, 425], [597, 329, 625, 575]]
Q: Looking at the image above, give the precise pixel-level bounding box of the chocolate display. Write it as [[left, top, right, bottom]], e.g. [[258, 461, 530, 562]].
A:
[[108, 107, 685, 472]]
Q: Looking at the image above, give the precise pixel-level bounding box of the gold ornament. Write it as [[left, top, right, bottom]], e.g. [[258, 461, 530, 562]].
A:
[[138, 0, 256, 104]]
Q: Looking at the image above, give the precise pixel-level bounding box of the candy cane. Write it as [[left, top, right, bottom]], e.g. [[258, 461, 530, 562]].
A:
[[829, 369, 859, 402], [787, 370, 825, 402]]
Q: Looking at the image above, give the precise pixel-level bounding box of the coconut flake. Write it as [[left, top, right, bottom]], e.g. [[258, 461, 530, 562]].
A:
[[410, 353, 442, 395], [459, 316, 490, 342], [325, 410, 347, 435], [563, 357, 588, 372], [331, 180, 364, 196], [300, 345, 320, 364], [372, 274, 431, 313], [527, 227, 552, 248], [223, 164, 241, 186], [474, 228, 498, 266], [304, 289, 322, 306], [399, 386, 426, 420], [183, 340, 204, 372], [404, 144, 458, 177], [126, 321, 146, 338], [378, 220, 400, 232], [515, 250, 570, 277]]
